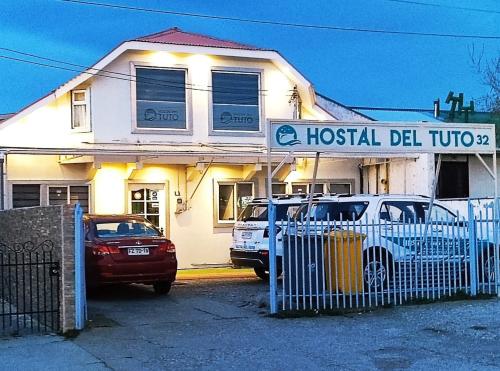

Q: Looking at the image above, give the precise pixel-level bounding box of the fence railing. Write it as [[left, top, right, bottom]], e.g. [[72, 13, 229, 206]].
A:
[[276, 205, 499, 313]]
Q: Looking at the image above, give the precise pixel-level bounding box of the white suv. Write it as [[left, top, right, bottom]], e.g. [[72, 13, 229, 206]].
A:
[[291, 194, 495, 291], [230, 196, 305, 280]]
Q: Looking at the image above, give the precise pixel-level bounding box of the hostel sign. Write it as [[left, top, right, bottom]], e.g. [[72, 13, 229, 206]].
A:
[[269, 121, 496, 154]]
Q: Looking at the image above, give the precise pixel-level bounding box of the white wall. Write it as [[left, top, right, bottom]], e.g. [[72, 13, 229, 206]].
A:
[[90, 50, 315, 145], [363, 154, 433, 195]]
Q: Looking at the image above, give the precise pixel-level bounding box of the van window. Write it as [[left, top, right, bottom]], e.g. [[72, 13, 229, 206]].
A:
[[295, 201, 368, 221], [379, 201, 417, 223], [238, 204, 299, 222]]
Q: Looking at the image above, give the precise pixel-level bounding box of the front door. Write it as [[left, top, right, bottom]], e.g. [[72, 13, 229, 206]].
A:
[[128, 184, 167, 233]]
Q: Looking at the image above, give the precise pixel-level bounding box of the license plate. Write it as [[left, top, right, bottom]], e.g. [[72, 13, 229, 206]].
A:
[[241, 231, 253, 239], [128, 247, 149, 256]]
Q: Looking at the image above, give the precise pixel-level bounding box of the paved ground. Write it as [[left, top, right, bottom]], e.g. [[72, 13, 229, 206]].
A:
[[2, 277, 500, 370]]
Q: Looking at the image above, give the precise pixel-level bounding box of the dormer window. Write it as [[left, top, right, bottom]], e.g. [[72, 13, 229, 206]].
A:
[[211, 70, 261, 134], [71, 89, 90, 131], [135, 67, 187, 130]]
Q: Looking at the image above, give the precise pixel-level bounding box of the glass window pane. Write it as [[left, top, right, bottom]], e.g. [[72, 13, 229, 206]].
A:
[[292, 184, 308, 194], [329, 183, 351, 194], [131, 202, 143, 214], [136, 68, 186, 130], [272, 183, 286, 196], [70, 186, 89, 213], [12, 184, 41, 208], [72, 105, 86, 128], [236, 183, 253, 216], [49, 187, 68, 206], [73, 91, 86, 102], [212, 72, 258, 105], [212, 72, 260, 132], [311, 183, 324, 194], [218, 184, 235, 221], [379, 202, 416, 223]]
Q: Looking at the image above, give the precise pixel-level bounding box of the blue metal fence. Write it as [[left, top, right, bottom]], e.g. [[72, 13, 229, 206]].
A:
[[270, 200, 499, 313]]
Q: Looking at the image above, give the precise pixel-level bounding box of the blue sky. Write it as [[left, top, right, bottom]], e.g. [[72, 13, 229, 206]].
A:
[[0, 0, 499, 113]]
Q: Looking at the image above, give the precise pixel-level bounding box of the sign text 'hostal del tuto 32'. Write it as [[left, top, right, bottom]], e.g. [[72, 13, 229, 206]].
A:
[[269, 120, 496, 154]]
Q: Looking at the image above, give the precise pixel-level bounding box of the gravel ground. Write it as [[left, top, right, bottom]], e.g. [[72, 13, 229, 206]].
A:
[[70, 277, 500, 370]]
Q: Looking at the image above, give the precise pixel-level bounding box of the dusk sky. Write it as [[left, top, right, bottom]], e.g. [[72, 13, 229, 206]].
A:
[[1, 0, 499, 114]]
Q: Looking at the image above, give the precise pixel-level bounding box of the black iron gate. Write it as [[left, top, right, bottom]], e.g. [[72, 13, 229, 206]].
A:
[[0, 241, 60, 335]]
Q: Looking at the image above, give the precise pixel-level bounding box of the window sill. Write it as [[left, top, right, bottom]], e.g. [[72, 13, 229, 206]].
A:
[[132, 128, 193, 135], [71, 128, 92, 133], [209, 130, 264, 138]]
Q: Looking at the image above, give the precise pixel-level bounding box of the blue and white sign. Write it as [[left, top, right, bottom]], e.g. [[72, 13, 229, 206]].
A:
[[270, 121, 496, 154]]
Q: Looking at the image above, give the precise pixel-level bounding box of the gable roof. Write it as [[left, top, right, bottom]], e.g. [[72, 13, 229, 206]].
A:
[[1, 27, 327, 128], [133, 27, 267, 51]]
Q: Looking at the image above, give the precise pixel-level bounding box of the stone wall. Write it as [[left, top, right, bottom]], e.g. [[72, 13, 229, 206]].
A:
[[0, 205, 77, 333]]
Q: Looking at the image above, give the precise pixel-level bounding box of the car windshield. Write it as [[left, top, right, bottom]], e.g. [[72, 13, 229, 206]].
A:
[[294, 201, 369, 221], [238, 203, 299, 222], [94, 220, 161, 238]]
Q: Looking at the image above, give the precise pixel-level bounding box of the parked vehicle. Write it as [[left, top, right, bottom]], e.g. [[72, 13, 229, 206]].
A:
[[84, 215, 177, 294], [230, 196, 305, 280], [290, 194, 496, 292]]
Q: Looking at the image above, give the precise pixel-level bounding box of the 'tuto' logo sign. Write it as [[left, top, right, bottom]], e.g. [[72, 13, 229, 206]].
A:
[[276, 125, 301, 146]]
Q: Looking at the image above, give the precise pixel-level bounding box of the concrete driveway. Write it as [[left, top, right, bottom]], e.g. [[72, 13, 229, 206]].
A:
[[2, 277, 500, 370], [74, 277, 500, 370]]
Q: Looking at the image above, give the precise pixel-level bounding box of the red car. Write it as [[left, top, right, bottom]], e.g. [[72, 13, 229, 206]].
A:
[[84, 215, 177, 294]]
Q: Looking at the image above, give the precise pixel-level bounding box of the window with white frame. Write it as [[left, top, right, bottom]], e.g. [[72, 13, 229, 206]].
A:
[[216, 181, 254, 223], [48, 185, 90, 213], [211, 71, 260, 132], [71, 89, 90, 130], [135, 67, 187, 130]]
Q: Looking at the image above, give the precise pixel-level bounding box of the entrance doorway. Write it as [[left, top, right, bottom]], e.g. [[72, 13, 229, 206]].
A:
[[128, 183, 167, 234]]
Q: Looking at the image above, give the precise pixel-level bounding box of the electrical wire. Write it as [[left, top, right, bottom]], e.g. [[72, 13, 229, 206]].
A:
[[0, 53, 288, 102], [59, 0, 500, 40], [385, 0, 500, 15], [0, 47, 269, 93]]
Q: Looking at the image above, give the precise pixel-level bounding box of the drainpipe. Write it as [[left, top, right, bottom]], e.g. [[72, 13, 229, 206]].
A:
[[0, 151, 4, 210]]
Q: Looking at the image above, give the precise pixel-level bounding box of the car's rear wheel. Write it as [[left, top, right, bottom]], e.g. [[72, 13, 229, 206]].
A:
[[363, 250, 392, 292], [153, 281, 172, 295], [254, 267, 282, 281]]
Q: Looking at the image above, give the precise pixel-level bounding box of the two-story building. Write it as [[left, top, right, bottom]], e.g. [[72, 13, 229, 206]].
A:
[[0, 27, 433, 268]]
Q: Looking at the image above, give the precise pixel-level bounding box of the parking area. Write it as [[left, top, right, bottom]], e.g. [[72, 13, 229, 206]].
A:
[[66, 277, 500, 369]]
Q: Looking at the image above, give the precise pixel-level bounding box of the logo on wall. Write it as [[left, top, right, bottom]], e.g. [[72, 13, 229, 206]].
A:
[[276, 125, 301, 146], [220, 111, 254, 125], [143, 108, 180, 122]]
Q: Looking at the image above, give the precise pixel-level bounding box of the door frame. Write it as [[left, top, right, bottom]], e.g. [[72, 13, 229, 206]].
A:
[[126, 181, 170, 239]]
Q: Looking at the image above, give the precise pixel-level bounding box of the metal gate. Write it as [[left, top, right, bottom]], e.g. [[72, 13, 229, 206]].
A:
[[0, 241, 60, 335]]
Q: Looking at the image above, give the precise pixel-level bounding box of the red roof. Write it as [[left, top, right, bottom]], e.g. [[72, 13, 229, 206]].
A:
[[133, 27, 267, 51]]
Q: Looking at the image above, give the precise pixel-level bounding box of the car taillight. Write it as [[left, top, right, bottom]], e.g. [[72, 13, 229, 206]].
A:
[[159, 242, 176, 253], [92, 244, 120, 256], [263, 226, 282, 238]]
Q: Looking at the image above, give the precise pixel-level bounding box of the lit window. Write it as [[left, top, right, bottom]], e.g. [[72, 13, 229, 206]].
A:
[[212, 71, 260, 132], [136, 67, 187, 130], [216, 182, 254, 223], [71, 89, 90, 130]]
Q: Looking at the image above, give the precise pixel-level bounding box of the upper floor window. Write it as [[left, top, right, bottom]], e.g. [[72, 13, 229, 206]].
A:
[[71, 89, 90, 130], [136, 67, 187, 130], [212, 71, 260, 132]]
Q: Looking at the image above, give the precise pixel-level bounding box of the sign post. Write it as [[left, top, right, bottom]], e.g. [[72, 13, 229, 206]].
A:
[[266, 120, 498, 313]]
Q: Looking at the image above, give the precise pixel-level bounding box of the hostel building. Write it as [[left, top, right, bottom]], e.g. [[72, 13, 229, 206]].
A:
[[0, 27, 434, 268]]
